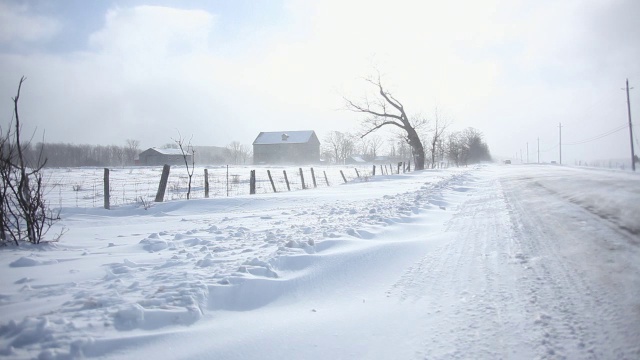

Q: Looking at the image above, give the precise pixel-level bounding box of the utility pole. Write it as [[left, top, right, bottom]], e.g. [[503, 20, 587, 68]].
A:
[[558, 122, 563, 165], [526, 142, 529, 163], [623, 79, 635, 171], [537, 137, 540, 163]]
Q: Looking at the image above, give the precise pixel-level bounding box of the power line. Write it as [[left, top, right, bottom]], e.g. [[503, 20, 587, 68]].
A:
[[539, 143, 558, 153], [536, 121, 627, 154], [562, 123, 628, 146]]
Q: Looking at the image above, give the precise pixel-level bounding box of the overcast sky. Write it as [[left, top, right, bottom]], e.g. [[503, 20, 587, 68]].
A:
[[1, 0, 639, 163]]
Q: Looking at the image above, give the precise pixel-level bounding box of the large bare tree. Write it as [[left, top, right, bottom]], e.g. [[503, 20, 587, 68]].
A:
[[345, 77, 426, 170]]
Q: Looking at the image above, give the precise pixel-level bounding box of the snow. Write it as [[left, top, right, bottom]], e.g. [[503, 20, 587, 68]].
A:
[[1, 164, 639, 359]]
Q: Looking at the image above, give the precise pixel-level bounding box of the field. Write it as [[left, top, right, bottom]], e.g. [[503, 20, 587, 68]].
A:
[[44, 164, 387, 208]]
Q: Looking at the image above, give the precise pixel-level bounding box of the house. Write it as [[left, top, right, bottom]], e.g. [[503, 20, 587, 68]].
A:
[[138, 148, 192, 166], [253, 130, 320, 164]]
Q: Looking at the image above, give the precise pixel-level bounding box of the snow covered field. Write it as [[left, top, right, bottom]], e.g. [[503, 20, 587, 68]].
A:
[[43, 165, 375, 208], [1, 164, 639, 359]]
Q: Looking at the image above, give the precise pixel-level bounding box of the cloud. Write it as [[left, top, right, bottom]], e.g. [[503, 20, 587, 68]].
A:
[[0, 0, 638, 162], [1, 5, 236, 149], [0, 2, 61, 44], [89, 6, 215, 61]]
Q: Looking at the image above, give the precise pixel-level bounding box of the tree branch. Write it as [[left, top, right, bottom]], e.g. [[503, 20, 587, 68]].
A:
[[344, 97, 404, 123], [360, 120, 406, 138]]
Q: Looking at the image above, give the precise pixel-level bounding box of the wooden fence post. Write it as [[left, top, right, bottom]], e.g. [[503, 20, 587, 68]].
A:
[[267, 170, 277, 193], [372, 165, 376, 176], [397, 162, 401, 174], [408, 160, 411, 172], [324, 171, 330, 186], [283, 170, 291, 191], [299, 168, 306, 189], [340, 170, 347, 183], [204, 169, 210, 198], [103, 168, 110, 209], [226, 165, 229, 197], [155, 164, 170, 202], [250, 170, 256, 195], [402, 162, 406, 173], [355, 168, 360, 178], [310, 168, 317, 188]]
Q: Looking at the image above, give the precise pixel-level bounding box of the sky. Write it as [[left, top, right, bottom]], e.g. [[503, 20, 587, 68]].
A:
[[0, 0, 639, 163]]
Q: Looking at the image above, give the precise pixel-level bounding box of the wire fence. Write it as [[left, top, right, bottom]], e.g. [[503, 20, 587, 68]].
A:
[[44, 163, 412, 209]]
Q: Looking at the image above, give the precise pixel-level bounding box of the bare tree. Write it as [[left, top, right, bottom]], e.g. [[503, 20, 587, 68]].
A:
[[0, 125, 13, 244], [429, 108, 450, 168], [387, 138, 396, 159], [367, 134, 385, 160], [125, 139, 140, 165], [446, 132, 463, 167], [345, 76, 427, 170], [324, 131, 342, 164], [1, 77, 59, 245], [321, 147, 335, 163], [173, 132, 195, 200], [323, 131, 355, 164], [388, 134, 412, 162], [353, 134, 385, 162], [226, 141, 250, 165], [241, 147, 252, 164], [110, 145, 125, 167]]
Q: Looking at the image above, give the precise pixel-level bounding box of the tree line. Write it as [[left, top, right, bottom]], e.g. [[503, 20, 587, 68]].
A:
[[8, 140, 253, 168], [322, 127, 491, 167], [19, 139, 142, 167]]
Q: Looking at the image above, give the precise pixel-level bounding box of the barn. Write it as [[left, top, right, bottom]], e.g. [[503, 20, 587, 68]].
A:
[[253, 130, 320, 164], [138, 148, 192, 166]]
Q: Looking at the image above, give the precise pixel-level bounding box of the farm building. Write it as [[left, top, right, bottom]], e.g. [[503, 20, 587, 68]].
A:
[[138, 148, 192, 166], [345, 155, 367, 165], [253, 130, 320, 164]]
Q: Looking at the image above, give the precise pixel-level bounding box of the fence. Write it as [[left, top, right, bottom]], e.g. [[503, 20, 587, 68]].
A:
[[44, 162, 415, 209]]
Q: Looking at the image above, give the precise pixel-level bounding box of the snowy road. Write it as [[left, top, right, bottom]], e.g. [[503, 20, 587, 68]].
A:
[[392, 167, 640, 359], [1, 165, 639, 359]]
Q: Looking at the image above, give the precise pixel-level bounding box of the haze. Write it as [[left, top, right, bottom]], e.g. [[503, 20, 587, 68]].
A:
[[1, 0, 638, 164]]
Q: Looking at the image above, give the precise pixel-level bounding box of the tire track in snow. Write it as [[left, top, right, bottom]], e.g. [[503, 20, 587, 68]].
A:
[[503, 176, 640, 359], [388, 173, 534, 359], [388, 168, 640, 359]]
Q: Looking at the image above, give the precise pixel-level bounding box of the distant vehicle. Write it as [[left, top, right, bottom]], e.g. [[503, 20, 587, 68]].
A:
[[504, 160, 511, 164], [551, 161, 557, 164]]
